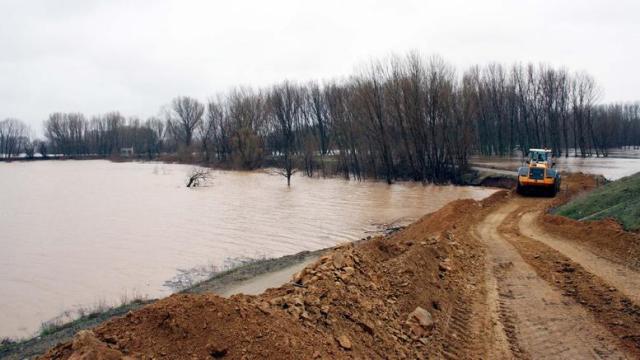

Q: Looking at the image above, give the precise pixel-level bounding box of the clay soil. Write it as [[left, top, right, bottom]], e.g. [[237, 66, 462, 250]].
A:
[[41, 174, 640, 359]]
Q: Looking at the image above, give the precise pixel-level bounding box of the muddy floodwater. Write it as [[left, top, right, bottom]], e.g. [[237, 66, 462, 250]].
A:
[[0, 160, 497, 339]]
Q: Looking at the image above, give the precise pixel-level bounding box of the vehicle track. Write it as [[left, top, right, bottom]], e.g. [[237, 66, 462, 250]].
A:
[[518, 210, 640, 305], [476, 202, 628, 359]]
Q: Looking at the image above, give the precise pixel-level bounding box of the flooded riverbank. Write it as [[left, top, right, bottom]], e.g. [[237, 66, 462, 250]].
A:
[[0, 160, 496, 339]]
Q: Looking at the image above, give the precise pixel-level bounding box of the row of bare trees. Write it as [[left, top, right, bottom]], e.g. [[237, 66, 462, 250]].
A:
[[4, 53, 640, 184], [188, 57, 475, 184], [0, 118, 32, 158], [469, 62, 613, 157], [184, 55, 640, 183], [43, 112, 164, 158]]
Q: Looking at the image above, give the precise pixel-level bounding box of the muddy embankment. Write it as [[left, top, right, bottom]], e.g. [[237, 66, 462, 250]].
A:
[[0, 251, 323, 360], [12, 172, 640, 359], [0, 165, 502, 359], [42, 192, 501, 359]]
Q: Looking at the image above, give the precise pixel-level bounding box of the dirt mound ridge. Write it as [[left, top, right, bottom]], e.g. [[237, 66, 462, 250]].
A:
[[43, 195, 504, 359]]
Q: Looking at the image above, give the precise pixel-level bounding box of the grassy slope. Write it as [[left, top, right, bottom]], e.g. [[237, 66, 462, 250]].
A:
[[555, 172, 640, 231]]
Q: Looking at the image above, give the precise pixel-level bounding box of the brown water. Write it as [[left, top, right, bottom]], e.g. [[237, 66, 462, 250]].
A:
[[0, 160, 496, 339]]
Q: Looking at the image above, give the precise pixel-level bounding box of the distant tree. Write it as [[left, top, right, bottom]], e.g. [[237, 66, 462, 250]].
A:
[[44, 112, 88, 156], [269, 82, 302, 186], [145, 116, 166, 155], [201, 99, 224, 163], [0, 118, 29, 158], [227, 88, 265, 169], [169, 96, 204, 147], [23, 139, 36, 159], [36, 140, 49, 158]]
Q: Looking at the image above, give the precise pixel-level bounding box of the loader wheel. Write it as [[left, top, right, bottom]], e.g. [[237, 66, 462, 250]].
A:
[[516, 183, 527, 196]]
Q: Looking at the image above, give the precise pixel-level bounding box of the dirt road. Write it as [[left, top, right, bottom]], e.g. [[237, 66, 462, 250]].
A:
[[40, 174, 640, 359], [476, 199, 632, 359]]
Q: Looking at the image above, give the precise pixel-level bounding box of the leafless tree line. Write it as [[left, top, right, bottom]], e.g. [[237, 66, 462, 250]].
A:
[[469, 62, 622, 157], [3, 53, 640, 184], [0, 118, 31, 158], [42, 112, 163, 158]]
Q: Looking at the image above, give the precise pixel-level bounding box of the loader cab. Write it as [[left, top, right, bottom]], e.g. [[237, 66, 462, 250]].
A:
[[527, 149, 553, 167]]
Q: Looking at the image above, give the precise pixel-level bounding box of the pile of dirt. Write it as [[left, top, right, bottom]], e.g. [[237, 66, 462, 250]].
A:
[[542, 214, 640, 270], [43, 194, 507, 359]]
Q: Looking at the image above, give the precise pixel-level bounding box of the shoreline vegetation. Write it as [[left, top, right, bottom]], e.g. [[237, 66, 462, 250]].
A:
[[0, 153, 519, 190], [2, 52, 640, 186]]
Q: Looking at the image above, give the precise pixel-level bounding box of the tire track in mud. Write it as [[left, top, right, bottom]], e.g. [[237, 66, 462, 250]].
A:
[[500, 200, 640, 357], [440, 289, 500, 360], [476, 202, 628, 359], [518, 210, 640, 305], [440, 296, 474, 360]]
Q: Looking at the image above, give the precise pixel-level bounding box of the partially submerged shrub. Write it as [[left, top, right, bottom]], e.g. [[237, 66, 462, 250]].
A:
[[186, 168, 211, 187]]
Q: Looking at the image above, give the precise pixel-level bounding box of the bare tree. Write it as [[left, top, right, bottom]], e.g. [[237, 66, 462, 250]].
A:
[[44, 112, 89, 156], [227, 88, 265, 169], [37, 140, 49, 158], [23, 139, 36, 159], [201, 98, 224, 163], [269, 82, 302, 186], [0, 118, 29, 158], [169, 96, 204, 147]]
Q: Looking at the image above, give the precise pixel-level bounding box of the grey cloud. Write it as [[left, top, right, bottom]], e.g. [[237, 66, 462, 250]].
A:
[[1, 0, 638, 132]]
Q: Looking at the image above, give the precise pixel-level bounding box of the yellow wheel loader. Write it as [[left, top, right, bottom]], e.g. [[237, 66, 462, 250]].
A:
[[516, 148, 561, 197]]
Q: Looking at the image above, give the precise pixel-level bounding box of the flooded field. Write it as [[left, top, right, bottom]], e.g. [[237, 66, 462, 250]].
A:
[[0, 160, 496, 339]]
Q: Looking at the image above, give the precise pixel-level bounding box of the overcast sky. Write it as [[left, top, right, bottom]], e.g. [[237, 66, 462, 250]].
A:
[[1, 0, 638, 131]]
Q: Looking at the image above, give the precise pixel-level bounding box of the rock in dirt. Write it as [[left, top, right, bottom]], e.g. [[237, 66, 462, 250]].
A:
[[439, 258, 453, 272], [406, 307, 434, 337], [207, 342, 229, 358], [337, 335, 352, 350], [332, 252, 345, 269]]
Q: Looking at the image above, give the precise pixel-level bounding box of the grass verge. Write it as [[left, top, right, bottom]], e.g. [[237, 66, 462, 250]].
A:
[[554, 172, 640, 231]]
